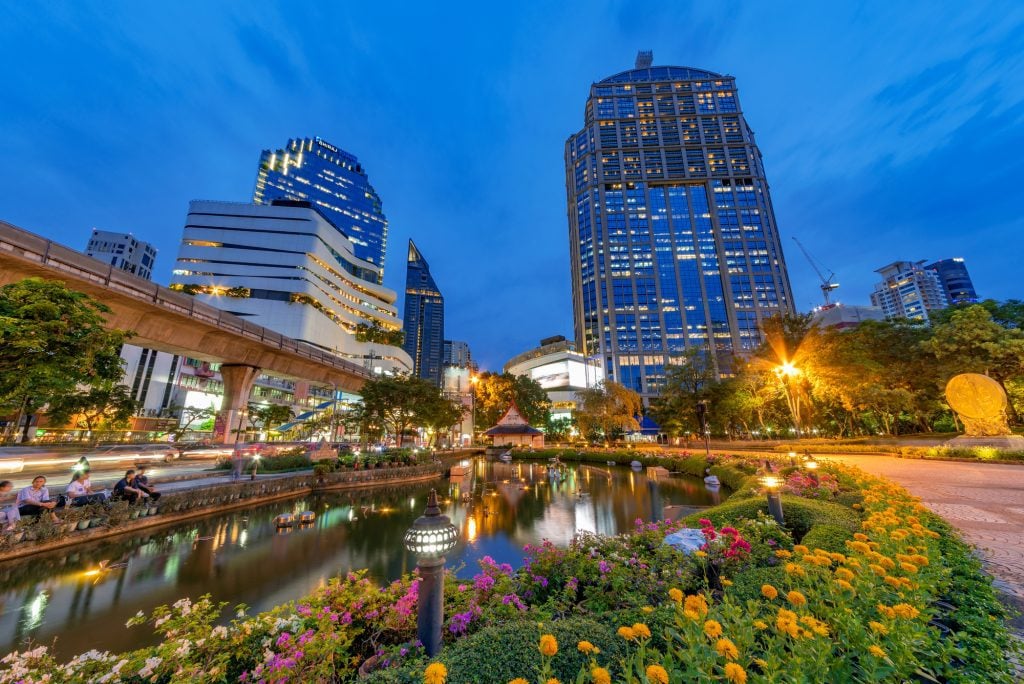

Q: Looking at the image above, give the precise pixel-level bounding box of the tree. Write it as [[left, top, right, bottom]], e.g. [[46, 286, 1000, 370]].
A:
[[925, 305, 1024, 423], [649, 347, 717, 438], [544, 415, 575, 442], [358, 374, 439, 446], [472, 372, 550, 428], [248, 403, 295, 433], [46, 383, 140, 437], [169, 403, 218, 441], [354, 321, 405, 347], [575, 381, 642, 442], [0, 278, 130, 442], [415, 395, 466, 447]]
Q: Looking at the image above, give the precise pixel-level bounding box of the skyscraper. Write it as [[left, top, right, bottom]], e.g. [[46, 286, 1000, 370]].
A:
[[926, 258, 978, 305], [253, 137, 389, 279], [85, 229, 157, 280], [870, 261, 949, 322], [443, 340, 473, 368], [403, 240, 445, 386], [565, 53, 794, 399]]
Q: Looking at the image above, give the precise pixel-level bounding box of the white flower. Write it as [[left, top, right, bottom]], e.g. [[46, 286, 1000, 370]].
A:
[[172, 598, 192, 616], [174, 640, 191, 658], [112, 659, 128, 673], [211, 626, 228, 639], [154, 616, 169, 629], [138, 656, 162, 678]]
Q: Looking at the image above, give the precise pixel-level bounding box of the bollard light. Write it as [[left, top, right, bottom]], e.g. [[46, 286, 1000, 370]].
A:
[[761, 475, 785, 525], [251, 452, 261, 481], [403, 489, 458, 656], [788, 451, 797, 467]]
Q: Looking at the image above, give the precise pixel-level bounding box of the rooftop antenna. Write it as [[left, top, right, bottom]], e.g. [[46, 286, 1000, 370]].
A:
[[792, 237, 840, 306], [635, 50, 653, 69]]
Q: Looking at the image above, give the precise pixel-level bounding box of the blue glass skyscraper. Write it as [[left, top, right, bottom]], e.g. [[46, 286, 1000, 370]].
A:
[[254, 137, 389, 280], [565, 54, 794, 400], [403, 240, 445, 386]]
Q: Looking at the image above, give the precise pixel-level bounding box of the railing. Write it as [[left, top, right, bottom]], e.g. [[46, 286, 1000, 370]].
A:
[[0, 221, 371, 379]]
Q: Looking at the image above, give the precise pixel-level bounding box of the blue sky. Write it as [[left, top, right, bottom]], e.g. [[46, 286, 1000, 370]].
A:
[[1, 2, 1022, 370]]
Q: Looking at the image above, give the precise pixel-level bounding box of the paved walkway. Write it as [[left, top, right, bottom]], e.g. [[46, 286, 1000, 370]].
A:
[[822, 454, 1024, 626]]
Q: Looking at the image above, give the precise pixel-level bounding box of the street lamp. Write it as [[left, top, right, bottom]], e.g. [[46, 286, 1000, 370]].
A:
[[250, 452, 261, 481], [403, 489, 458, 656], [774, 362, 803, 435], [761, 475, 785, 525]]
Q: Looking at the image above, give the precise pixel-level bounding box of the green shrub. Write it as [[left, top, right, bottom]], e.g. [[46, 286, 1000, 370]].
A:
[[834, 491, 864, 508], [800, 524, 854, 553], [437, 617, 628, 684], [726, 565, 788, 603], [708, 465, 755, 492], [683, 495, 860, 540]]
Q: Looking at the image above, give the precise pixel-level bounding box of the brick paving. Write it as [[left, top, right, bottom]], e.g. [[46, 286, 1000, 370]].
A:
[[822, 454, 1024, 632]]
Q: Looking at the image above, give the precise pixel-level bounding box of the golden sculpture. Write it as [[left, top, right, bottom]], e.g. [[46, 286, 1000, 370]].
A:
[[945, 373, 1011, 437]]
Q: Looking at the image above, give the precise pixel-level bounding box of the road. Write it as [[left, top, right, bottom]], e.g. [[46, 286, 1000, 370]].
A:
[[0, 456, 223, 490]]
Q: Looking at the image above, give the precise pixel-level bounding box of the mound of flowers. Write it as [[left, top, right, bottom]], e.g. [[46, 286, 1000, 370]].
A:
[[0, 461, 1016, 683]]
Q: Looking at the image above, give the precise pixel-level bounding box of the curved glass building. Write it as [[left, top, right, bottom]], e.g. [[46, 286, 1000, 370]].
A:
[[565, 54, 794, 399]]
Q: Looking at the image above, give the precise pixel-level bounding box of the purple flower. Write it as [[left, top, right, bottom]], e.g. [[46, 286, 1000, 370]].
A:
[[473, 574, 495, 592], [449, 610, 475, 634], [276, 632, 291, 648], [296, 604, 312, 616], [598, 560, 611, 574], [532, 575, 549, 588]]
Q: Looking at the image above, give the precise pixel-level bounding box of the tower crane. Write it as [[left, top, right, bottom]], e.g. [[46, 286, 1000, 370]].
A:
[[791, 237, 840, 307]]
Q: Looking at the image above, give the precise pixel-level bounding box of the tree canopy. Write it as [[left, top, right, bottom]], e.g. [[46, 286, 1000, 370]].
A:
[[575, 381, 642, 441], [0, 278, 130, 440], [472, 372, 550, 428]]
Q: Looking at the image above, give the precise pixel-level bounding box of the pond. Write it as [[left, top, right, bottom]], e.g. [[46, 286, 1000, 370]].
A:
[[0, 458, 726, 659]]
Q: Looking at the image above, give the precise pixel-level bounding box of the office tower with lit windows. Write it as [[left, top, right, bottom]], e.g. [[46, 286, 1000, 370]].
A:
[[870, 260, 949, 322], [925, 257, 978, 305], [253, 137, 389, 279], [565, 53, 794, 400], [403, 240, 445, 386]]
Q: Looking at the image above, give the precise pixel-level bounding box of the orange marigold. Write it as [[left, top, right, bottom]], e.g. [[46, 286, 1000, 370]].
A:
[[724, 662, 748, 684], [590, 667, 611, 684], [577, 640, 600, 655], [617, 626, 635, 640], [787, 590, 807, 607], [631, 623, 651, 640], [715, 638, 739, 660], [668, 588, 683, 604], [645, 665, 669, 684], [869, 621, 888, 635], [539, 634, 558, 657], [761, 584, 779, 600], [424, 663, 447, 684], [868, 645, 887, 658], [703, 619, 723, 639]]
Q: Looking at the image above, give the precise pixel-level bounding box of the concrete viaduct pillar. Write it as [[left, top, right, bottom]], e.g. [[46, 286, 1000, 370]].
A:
[[219, 364, 261, 445]]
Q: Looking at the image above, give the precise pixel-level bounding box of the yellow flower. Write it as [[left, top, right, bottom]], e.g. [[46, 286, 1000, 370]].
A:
[[424, 662, 447, 684], [869, 621, 888, 635], [646, 665, 669, 684], [591, 666, 611, 684], [784, 562, 806, 577], [694, 550, 708, 558], [869, 563, 886, 577], [724, 662, 748, 684], [703, 619, 723, 639], [893, 603, 920, 619], [632, 623, 651, 640], [853, 532, 869, 541], [900, 562, 918, 574], [577, 640, 600, 655], [883, 576, 903, 589], [877, 604, 896, 619], [546, 679, 560, 684], [721, 578, 733, 587], [715, 638, 739, 659], [683, 594, 709, 619], [834, 579, 855, 592], [617, 625, 636, 640], [786, 590, 807, 607], [868, 645, 887, 658], [668, 588, 683, 604], [754, 658, 768, 670], [760, 584, 778, 600], [834, 568, 854, 582], [774, 549, 792, 559], [508, 679, 529, 684], [641, 606, 654, 614], [753, 620, 768, 630], [539, 633, 558, 657], [793, 545, 810, 554]]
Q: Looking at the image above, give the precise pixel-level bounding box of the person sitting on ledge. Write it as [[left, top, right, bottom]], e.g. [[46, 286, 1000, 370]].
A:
[[134, 466, 161, 502], [113, 470, 149, 505], [65, 472, 107, 506], [16, 476, 63, 520], [0, 481, 20, 529]]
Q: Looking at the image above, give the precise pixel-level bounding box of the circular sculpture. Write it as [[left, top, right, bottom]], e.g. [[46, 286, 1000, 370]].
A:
[[945, 373, 1011, 437]]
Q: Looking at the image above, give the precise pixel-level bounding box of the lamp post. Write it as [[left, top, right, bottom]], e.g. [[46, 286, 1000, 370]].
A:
[[403, 489, 458, 656], [774, 362, 802, 436], [762, 475, 785, 525], [250, 452, 261, 481]]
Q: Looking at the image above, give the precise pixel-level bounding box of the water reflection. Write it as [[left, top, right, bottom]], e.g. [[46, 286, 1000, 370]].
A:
[[0, 459, 723, 659]]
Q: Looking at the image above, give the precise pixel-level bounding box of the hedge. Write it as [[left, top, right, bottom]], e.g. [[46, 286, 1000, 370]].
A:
[[682, 494, 861, 540]]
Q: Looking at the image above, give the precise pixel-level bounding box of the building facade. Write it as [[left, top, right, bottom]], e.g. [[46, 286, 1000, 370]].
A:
[[504, 336, 604, 422], [443, 340, 473, 368], [926, 258, 978, 306], [810, 303, 886, 330], [870, 261, 949, 322], [565, 54, 793, 400], [402, 240, 445, 386], [253, 137, 389, 278], [171, 199, 412, 375], [86, 229, 158, 280]]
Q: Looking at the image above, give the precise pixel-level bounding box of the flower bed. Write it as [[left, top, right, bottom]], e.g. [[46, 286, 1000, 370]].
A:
[[0, 458, 1016, 682]]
